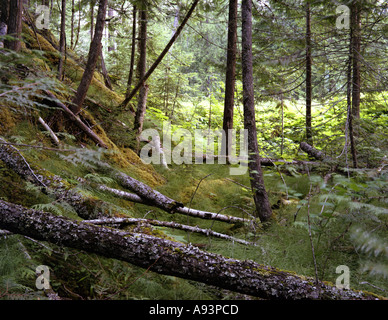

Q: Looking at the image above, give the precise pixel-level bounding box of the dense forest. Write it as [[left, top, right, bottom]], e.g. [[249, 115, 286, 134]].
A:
[[0, 0, 387, 303]]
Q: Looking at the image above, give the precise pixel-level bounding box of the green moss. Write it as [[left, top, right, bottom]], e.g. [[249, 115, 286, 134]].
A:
[[0, 108, 17, 135]]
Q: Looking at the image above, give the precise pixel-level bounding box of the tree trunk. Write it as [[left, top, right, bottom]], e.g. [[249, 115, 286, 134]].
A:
[[70, 0, 75, 49], [100, 47, 113, 90], [0, 0, 9, 24], [305, 1, 313, 145], [121, 0, 200, 107], [241, 0, 272, 223], [133, 5, 148, 141], [222, 0, 238, 159], [0, 0, 8, 48], [0, 200, 381, 300], [71, 0, 108, 114], [107, 6, 114, 52], [89, 0, 96, 41], [57, 0, 66, 81], [5, 0, 22, 52], [72, 0, 81, 50], [347, 17, 358, 168], [351, 1, 361, 120], [125, 5, 137, 99]]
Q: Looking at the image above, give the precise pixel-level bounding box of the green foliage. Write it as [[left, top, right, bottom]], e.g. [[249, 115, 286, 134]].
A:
[[351, 228, 388, 279], [0, 49, 62, 113]]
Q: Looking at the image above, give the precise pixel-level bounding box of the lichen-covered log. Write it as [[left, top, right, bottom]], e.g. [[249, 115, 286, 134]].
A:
[[0, 199, 383, 300], [97, 184, 248, 224]]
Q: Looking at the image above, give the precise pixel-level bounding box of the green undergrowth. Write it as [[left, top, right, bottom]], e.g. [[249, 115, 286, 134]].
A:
[[1, 24, 387, 300]]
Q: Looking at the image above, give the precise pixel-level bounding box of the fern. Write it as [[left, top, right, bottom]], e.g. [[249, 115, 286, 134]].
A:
[[351, 228, 388, 279], [84, 173, 114, 185], [31, 202, 64, 216], [59, 148, 110, 170]]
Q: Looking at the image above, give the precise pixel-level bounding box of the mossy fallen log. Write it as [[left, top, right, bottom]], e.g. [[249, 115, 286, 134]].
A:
[[0, 199, 383, 300], [0, 137, 109, 219]]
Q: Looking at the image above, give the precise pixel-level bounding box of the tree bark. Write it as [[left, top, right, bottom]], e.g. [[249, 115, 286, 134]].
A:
[[71, 0, 108, 114], [89, 0, 96, 41], [133, 5, 148, 141], [0, 0, 9, 25], [241, 0, 272, 223], [57, 0, 66, 81], [125, 5, 137, 99], [347, 24, 358, 169], [305, 1, 313, 145], [300, 141, 329, 161], [222, 0, 238, 159], [351, 0, 361, 120], [120, 0, 200, 107], [99, 47, 113, 90], [0, 0, 8, 48], [0, 200, 382, 300], [134, 83, 149, 151], [70, 0, 75, 49], [5, 0, 22, 52]]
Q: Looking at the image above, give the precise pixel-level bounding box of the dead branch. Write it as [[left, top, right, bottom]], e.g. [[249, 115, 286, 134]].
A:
[[97, 184, 248, 224], [44, 90, 108, 149], [83, 217, 254, 245]]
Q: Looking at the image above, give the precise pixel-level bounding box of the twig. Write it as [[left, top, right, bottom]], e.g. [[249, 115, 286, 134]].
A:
[[38, 117, 60, 145]]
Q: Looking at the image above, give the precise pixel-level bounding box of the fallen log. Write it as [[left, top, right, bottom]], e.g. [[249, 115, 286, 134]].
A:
[[115, 171, 184, 213], [0, 199, 383, 300], [97, 184, 248, 224], [192, 154, 319, 166], [300, 142, 330, 161], [0, 139, 247, 224], [83, 217, 254, 245], [0, 138, 110, 219]]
